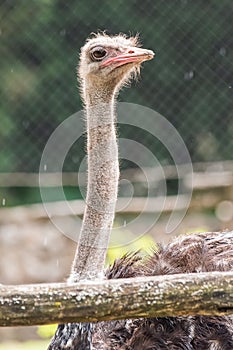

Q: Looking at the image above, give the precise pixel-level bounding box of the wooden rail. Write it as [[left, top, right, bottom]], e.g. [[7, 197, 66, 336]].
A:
[[0, 190, 232, 224], [1, 271, 233, 327], [0, 161, 233, 187]]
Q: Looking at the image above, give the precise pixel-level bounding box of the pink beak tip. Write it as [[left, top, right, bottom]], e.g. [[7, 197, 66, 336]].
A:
[[101, 48, 155, 68]]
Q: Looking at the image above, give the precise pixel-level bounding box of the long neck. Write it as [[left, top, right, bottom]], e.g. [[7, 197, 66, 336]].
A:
[[71, 82, 119, 281]]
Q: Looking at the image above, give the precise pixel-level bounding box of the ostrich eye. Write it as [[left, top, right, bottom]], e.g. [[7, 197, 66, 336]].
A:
[[91, 47, 107, 61]]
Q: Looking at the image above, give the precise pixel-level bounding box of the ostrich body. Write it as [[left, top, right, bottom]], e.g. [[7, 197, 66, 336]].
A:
[[48, 33, 233, 350]]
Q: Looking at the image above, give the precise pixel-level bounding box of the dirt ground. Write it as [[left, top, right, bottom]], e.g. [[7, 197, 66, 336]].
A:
[[0, 341, 49, 350]]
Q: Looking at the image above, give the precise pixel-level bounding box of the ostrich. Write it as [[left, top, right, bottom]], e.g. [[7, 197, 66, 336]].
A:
[[48, 33, 233, 350]]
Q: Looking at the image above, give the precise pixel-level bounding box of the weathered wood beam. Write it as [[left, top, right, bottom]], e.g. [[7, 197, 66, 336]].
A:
[[0, 271, 233, 327], [0, 192, 229, 224]]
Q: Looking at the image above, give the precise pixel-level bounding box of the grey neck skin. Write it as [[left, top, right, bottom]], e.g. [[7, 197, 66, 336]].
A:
[[70, 81, 119, 281]]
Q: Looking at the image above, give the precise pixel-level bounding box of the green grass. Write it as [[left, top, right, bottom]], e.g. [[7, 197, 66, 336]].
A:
[[0, 340, 50, 350]]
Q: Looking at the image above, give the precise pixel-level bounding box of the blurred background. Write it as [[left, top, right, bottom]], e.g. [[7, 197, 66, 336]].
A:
[[0, 0, 233, 347]]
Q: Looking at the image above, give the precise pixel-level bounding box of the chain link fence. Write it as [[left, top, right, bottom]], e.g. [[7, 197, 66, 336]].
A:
[[1, 1, 233, 177]]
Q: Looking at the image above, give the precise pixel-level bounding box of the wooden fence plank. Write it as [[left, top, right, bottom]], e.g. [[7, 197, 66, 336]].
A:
[[0, 271, 233, 327]]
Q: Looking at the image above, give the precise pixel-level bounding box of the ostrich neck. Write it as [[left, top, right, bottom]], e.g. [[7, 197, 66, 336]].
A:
[[71, 83, 119, 281]]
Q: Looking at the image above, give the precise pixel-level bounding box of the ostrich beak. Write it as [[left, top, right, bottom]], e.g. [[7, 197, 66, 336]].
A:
[[100, 47, 155, 68]]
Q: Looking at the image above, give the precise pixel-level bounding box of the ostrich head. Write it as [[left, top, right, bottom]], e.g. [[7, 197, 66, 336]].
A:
[[78, 33, 154, 103]]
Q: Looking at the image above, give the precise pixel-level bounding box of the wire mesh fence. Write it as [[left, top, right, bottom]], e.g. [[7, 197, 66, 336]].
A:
[[1, 0, 233, 176]]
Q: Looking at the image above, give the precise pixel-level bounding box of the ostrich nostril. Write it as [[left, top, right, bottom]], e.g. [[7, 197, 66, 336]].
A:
[[128, 50, 135, 54]]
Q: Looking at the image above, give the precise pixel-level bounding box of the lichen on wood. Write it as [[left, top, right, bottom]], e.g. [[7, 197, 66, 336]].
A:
[[0, 271, 233, 327]]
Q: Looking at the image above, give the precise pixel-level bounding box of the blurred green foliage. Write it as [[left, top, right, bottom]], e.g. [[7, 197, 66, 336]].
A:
[[107, 232, 157, 264], [0, 1, 233, 171], [37, 324, 58, 339]]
